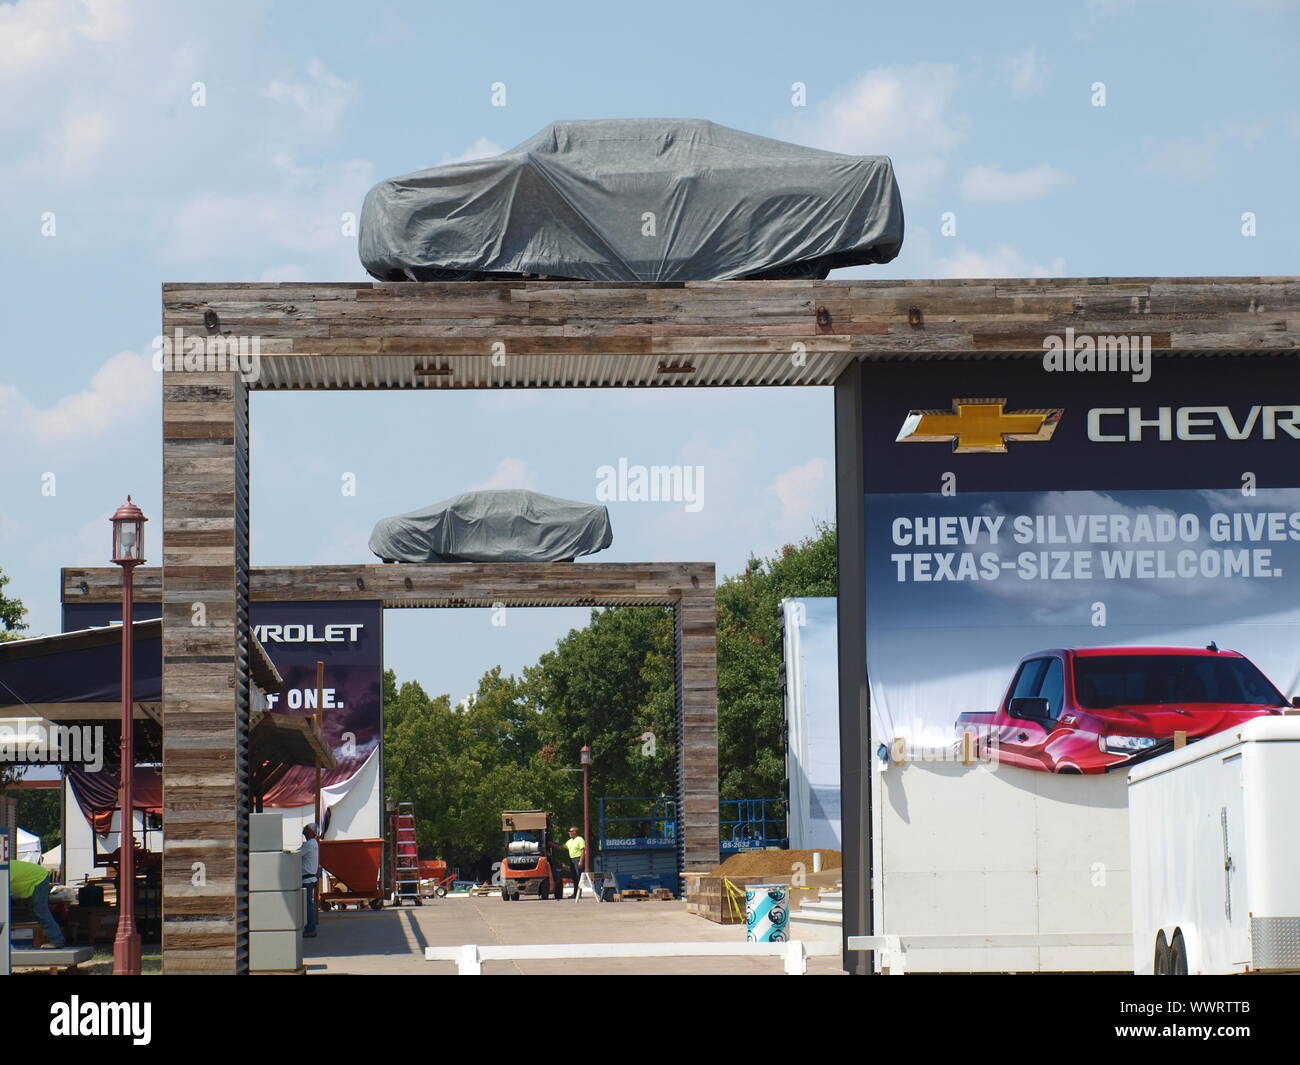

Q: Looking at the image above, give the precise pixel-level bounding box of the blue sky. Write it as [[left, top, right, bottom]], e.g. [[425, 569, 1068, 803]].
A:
[[1, 0, 1296, 704]]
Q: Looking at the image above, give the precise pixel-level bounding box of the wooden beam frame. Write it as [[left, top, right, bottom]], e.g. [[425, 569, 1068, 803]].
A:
[[160, 277, 1300, 391], [149, 276, 1296, 975], [65, 563, 713, 607]]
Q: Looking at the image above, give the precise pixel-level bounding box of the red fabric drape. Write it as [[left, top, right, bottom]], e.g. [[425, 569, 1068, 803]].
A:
[[67, 766, 163, 835]]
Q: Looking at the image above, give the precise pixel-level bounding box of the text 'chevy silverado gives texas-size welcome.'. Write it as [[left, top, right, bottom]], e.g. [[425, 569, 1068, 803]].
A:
[[957, 645, 1297, 773]]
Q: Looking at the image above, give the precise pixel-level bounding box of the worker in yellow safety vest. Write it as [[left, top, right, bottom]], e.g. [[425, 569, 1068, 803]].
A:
[[563, 827, 585, 899], [10, 860, 66, 949]]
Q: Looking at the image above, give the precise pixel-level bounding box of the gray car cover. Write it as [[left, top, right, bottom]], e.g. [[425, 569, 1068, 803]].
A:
[[359, 118, 903, 282], [369, 490, 613, 564]]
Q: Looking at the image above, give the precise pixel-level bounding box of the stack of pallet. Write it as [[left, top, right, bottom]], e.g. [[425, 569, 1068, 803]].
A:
[[682, 872, 764, 924]]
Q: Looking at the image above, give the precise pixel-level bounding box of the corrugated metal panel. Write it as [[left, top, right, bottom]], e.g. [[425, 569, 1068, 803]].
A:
[[385, 595, 676, 608], [249, 352, 854, 390], [245, 349, 1274, 391]]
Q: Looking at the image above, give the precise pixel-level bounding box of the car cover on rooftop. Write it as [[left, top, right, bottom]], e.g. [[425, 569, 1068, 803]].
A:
[[368, 490, 613, 564], [359, 118, 903, 282]]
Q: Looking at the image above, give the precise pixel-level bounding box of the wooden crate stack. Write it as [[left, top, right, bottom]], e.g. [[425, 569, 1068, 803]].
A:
[[682, 873, 764, 924]]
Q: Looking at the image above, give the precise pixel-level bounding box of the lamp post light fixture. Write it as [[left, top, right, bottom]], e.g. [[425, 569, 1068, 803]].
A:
[[579, 745, 592, 873], [110, 496, 147, 976]]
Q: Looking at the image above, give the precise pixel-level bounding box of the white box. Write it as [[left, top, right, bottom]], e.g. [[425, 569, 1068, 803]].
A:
[[249, 812, 285, 853], [250, 888, 301, 931], [250, 850, 301, 892], [250, 929, 302, 972]]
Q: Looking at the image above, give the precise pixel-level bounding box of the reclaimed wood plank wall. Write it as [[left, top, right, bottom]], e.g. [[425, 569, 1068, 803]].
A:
[[160, 370, 251, 974], [677, 575, 720, 873]]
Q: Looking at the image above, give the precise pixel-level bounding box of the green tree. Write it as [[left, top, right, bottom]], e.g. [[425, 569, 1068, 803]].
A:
[[528, 605, 677, 808], [0, 568, 29, 642]]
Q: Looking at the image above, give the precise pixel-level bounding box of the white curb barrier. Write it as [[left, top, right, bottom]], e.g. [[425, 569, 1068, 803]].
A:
[[426, 938, 833, 974]]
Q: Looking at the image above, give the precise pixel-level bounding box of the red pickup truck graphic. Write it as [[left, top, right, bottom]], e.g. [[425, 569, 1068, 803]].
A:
[[957, 646, 1294, 773]]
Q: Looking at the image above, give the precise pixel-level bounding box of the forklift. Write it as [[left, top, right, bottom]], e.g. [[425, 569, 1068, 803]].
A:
[[499, 811, 568, 901]]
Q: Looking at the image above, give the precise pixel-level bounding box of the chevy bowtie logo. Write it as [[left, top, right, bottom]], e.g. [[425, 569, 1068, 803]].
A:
[[896, 398, 1063, 454]]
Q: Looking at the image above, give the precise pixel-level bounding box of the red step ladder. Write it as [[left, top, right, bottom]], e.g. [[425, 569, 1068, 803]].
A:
[[393, 802, 421, 905]]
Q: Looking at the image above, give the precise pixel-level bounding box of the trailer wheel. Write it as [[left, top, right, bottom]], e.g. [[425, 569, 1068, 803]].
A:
[[369, 898, 383, 911], [1169, 931, 1189, 975], [434, 885, 448, 898], [1153, 932, 1170, 975]]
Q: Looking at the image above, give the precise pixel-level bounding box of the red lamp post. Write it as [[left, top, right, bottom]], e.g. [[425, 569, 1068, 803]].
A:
[[579, 745, 592, 873], [110, 496, 147, 976]]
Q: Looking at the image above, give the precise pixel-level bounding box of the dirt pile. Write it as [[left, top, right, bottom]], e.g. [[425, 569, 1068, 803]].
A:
[[709, 848, 841, 878]]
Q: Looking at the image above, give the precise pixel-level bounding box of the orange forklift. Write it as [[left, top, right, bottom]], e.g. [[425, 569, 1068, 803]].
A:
[[499, 811, 568, 901]]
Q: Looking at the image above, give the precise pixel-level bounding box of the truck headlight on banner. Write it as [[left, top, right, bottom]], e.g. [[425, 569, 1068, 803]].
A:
[[1100, 734, 1160, 755]]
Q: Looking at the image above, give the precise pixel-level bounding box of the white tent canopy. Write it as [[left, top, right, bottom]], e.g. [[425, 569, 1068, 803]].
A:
[[16, 825, 41, 862]]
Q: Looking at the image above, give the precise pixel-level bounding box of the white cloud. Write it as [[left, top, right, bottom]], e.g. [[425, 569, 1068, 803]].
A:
[[0, 0, 135, 83], [780, 63, 964, 202], [1006, 46, 1048, 95], [162, 155, 373, 265], [258, 264, 312, 283], [0, 6, 375, 275], [1143, 136, 1221, 180], [935, 243, 1066, 278], [306, 518, 375, 565], [43, 108, 113, 171], [960, 163, 1073, 204], [262, 58, 357, 140], [439, 138, 505, 165], [1143, 119, 1271, 181], [833, 225, 1066, 284], [0, 350, 157, 447], [473, 458, 538, 491], [770, 457, 831, 537]]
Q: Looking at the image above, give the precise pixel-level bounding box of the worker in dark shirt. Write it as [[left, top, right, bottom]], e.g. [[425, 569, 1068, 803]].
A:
[[298, 823, 320, 938]]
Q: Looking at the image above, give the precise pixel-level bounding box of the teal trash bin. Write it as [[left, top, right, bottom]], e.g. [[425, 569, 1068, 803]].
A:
[[745, 883, 790, 942]]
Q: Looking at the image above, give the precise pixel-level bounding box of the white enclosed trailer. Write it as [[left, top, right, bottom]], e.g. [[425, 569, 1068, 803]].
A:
[[1129, 716, 1300, 974]]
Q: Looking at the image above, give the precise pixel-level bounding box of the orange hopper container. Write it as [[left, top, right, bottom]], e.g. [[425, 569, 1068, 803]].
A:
[[319, 838, 384, 895]]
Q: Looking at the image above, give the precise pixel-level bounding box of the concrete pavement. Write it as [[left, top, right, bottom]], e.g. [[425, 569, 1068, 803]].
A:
[[305, 893, 845, 975]]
